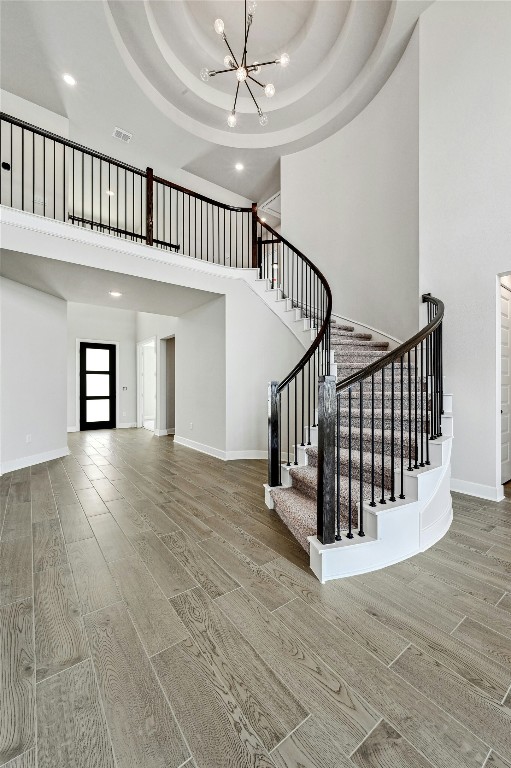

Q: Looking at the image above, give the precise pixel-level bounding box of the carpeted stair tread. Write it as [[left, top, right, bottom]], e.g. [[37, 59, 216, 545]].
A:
[[290, 452, 393, 501], [331, 331, 373, 340], [332, 338, 390, 349], [269, 487, 316, 551]]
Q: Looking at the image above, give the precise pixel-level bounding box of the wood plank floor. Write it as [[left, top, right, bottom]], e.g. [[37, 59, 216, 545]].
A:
[[0, 428, 510, 768]]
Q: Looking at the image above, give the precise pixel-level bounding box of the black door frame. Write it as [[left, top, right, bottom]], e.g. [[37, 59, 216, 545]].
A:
[[79, 342, 117, 430]]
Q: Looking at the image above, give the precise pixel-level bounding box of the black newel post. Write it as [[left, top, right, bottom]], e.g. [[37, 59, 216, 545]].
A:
[[268, 381, 280, 487], [317, 375, 336, 544]]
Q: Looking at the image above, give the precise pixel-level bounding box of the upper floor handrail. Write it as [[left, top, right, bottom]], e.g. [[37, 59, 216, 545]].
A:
[[1, 112, 145, 175]]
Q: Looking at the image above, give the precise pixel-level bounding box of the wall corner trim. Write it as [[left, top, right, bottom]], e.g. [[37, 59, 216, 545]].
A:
[[1, 446, 70, 475], [450, 477, 505, 502]]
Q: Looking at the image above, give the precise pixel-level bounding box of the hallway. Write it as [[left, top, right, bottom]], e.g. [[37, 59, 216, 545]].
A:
[[1, 429, 510, 768]]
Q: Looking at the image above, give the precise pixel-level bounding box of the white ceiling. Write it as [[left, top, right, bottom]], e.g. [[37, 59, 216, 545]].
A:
[[0, 1, 431, 203], [0, 250, 218, 315]]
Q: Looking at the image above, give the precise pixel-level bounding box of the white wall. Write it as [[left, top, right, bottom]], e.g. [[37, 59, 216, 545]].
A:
[[67, 303, 137, 430], [174, 297, 227, 455], [418, 1, 511, 500], [0, 278, 68, 472], [225, 280, 303, 458], [281, 30, 419, 341]]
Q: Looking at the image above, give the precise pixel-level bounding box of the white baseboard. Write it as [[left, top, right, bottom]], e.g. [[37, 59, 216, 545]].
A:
[[1, 446, 70, 475], [67, 426, 78, 433], [174, 435, 227, 460], [450, 477, 505, 502], [154, 428, 175, 437], [225, 450, 267, 460], [174, 436, 268, 461]]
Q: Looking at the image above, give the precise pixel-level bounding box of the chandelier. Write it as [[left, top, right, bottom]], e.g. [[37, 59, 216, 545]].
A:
[[199, 1, 290, 128]]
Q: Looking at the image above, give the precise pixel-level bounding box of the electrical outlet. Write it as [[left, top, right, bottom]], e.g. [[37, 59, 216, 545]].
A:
[[26, 434, 32, 444], [189, 422, 193, 430], [122, 411, 126, 417]]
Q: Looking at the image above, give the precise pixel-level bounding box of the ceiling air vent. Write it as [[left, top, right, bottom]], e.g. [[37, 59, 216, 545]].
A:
[[112, 126, 132, 144]]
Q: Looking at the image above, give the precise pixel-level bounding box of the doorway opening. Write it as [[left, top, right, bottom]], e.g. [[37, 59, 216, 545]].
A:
[[79, 342, 116, 430], [500, 277, 511, 485], [137, 338, 157, 431]]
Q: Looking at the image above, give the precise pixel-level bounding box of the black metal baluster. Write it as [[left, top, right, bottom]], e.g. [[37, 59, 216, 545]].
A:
[[32, 131, 35, 213], [414, 347, 419, 469], [408, 350, 413, 471], [300, 368, 305, 446], [294, 376, 298, 465], [359, 380, 365, 536], [72, 148, 76, 220], [336, 392, 341, 540], [390, 362, 396, 501], [347, 388, 354, 539], [307, 360, 311, 445], [53, 139, 55, 217], [399, 356, 405, 498], [43, 136, 46, 217], [370, 374, 376, 507], [21, 128, 25, 211], [380, 367, 386, 503], [287, 387, 290, 467], [420, 341, 425, 466]]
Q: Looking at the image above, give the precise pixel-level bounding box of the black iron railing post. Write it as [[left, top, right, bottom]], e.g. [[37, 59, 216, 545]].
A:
[[251, 202, 258, 268], [317, 375, 336, 545], [268, 381, 280, 487], [146, 166, 154, 246]]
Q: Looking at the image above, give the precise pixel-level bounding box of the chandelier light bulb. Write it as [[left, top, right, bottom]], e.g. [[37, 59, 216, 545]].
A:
[[214, 18, 225, 35], [236, 66, 247, 82], [264, 83, 275, 98], [258, 111, 268, 127], [252, 61, 261, 74], [224, 55, 234, 68], [227, 111, 237, 128], [279, 53, 290, 68], [200, 67, 210, 82]]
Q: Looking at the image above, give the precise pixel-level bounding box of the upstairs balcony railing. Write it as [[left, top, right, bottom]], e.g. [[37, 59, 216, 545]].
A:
[[0, 112, 255, 268]]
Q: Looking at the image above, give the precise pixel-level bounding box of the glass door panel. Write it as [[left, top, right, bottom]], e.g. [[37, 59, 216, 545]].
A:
[[85, 347, 110, 371], [86, 399, 110, 423], [86, 373, 110, 396]]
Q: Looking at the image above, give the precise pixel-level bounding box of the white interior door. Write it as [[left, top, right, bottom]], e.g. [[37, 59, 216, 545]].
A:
[[501, 284, 511, 484]]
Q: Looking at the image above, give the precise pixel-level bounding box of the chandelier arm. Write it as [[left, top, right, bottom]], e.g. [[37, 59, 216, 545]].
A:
[[222, 34, 239, 68], [245, 80, 261, 113], [233, 81, 240, 112], [241, 3, 252, 68], [209, 68, 234, 76], [247, 59, 279, 70], [247, 75, 265, 88]]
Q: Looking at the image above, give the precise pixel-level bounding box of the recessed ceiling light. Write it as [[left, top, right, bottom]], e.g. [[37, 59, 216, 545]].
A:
[[235, 162, 244, 171], [62, 73, 76, 86], [109, 291, 122, 298], [106, 189, 115, 197]]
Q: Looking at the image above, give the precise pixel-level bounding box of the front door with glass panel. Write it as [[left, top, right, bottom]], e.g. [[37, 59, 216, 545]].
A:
[[79, 343, 116, 430]]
